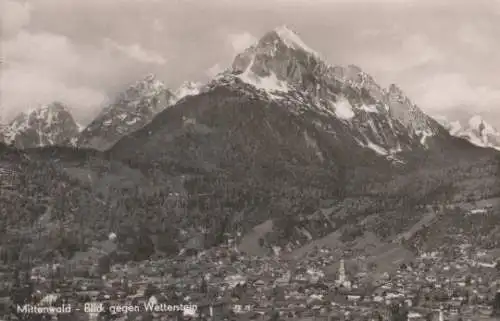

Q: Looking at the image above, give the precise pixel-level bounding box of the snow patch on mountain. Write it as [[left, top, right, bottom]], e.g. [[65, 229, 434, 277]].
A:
[[365, 140, 388, 156], [434, 115, 462, 135], [238, 69, 289, 93], [235, 56, 290, 94], [415, 129, 433, 148], [360, 105, 379, 113], [273, 25, 320, 58], [1, 102, 79, 148], [447, 121, 462, 136], [173, 81, 203, 103], [334, 98, 355, 120], [355, 137, 405, 164]]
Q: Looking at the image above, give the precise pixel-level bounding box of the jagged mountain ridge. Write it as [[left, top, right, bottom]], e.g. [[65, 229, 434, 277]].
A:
[[75, 74, 176, 151], [109, 26, 481, 171], [213, 26, 448, 157], [436, 114, 500, 151], [0, 102, 80, 149], [0, 77, 205, 151], [0, 27, 448, 156], [112, 26, 436, 166], [108, 26, 474, 201]]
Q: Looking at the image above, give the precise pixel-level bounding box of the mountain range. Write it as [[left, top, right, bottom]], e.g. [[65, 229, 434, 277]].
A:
[[0, 77, 205, 151], [1, 26, 499, 267], [0, 26, 496, 155]]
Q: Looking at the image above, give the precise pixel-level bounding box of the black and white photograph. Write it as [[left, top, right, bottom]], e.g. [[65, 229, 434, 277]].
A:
[[1, 0, 500, 320]]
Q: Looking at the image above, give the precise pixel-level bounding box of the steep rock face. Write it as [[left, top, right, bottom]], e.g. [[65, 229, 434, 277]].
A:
[[76, 74, 175, 151], [225, 26, 448, 157], [0, 102, 80, 149], [385, 84, 441, 140], [437, 115, 500, 151], [331, 64, 385, 102]]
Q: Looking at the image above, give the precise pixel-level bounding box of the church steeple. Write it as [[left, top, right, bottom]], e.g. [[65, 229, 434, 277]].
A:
[[336, 258, 351, 289], [339, 259, 346, 283]]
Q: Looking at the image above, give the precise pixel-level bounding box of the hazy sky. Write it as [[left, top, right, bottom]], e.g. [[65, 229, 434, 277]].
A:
[[1, 0, 500, 126]]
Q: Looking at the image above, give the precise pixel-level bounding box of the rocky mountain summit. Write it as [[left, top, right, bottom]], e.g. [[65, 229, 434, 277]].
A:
[[0, 76, 207, 151], [436, 114, 500, 151], [75, 74, 176, 151], [0, 102, 80, 149], [204, 26, 449, 160]]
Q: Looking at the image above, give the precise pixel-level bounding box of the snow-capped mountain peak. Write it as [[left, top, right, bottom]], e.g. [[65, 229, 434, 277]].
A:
[[465, 115, 500, 150], [272, 25, 320, 58], [433, 115, 462, 135], [230, 26, 328, 87], [467, 115, 498, 136], [435, 114, 500, 151], [76, 74, 175, 150], [118, 74, 169, 109], [173, 81, 204, 103], [0, 102, 79, 148], [205, 26, 447, 156]]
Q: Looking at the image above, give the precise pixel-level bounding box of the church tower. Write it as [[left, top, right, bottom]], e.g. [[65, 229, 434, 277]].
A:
[[336, 258, 351, 289], [338, 259, 346, 283]]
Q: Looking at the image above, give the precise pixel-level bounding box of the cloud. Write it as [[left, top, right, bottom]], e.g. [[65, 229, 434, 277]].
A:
[[0, 68, 106, 120], [457, 25, 492, 53], [3, 31, 79, 70], [152, 19, 164, 32], [0, 0, 32, 37], [401, 35, 445, 67], [363, 34, 444, 74], [227, 32, 258, 54], [206, 63, 224, 78], [0, 30, 107, 121], [103, 39, 166, 64], [202, 32, 258, 81], [414, 73, 500, 111], [201, 31, 258, 81]]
